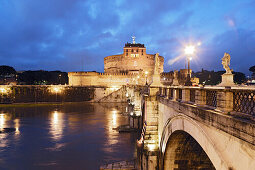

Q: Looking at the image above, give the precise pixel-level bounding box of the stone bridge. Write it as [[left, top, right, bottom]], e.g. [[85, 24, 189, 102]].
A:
[[126, 85, 255, 170]]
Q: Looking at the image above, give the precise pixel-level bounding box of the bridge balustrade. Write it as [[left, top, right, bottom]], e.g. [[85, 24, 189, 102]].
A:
[[168, 88, 173, 100], [156, 86, 255, 117], [206, 90, 217, 107], [232, 89, 255, 116], [189, 89, 195, 103], [178, 89, 182, 101], [159, 87, 163, 96]]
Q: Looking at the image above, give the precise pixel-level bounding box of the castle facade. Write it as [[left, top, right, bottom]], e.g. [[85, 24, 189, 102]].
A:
[[68, 38, 164, 86]]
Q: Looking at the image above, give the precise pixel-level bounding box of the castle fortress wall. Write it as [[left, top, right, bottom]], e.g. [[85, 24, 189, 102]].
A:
[[104, 52, 164, 75], [68, 72, 150, 86], [68, 40, 164, 86]]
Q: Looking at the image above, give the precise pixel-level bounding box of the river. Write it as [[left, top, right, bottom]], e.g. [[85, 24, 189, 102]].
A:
[[0, 102, 137, 170]]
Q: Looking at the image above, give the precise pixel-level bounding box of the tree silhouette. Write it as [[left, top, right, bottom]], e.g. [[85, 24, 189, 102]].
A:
[[249, 65, 255, 73], [0, 65, 16, 76]]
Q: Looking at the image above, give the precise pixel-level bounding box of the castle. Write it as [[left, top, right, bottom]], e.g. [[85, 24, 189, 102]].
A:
[[68, 37, 164, 86]]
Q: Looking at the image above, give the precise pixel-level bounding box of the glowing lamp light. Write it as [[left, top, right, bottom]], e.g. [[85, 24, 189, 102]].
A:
[[0, 87, 10, 94], [53, 87, 61, 93], [0, 88, 7, 93], [50, 86, 63, 93], [110, 86, 119, 91], [145, 71, 148, 75], [147, 144, 156, 151], [184, 45, 195, 55]]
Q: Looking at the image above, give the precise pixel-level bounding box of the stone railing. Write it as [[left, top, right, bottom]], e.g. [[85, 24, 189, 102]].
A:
[[158, 86, 255, 118]]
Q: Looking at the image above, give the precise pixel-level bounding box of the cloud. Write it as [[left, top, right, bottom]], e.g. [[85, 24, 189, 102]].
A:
[[0, 0, 254, 75]]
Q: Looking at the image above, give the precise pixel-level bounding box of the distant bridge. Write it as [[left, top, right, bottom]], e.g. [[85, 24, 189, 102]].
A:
[[125, 85, 255, 170]]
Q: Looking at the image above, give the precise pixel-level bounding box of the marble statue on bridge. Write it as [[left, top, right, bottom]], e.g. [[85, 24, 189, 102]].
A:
[[151, 53, 163, 86], [222, 52, 233, 74], [219, 52, 235, 86]]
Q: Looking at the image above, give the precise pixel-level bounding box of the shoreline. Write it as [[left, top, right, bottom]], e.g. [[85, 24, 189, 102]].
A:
[[0, 101, 91, 108]]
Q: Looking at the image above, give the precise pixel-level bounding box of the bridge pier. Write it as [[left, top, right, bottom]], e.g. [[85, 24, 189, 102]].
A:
[[139, 87, 160, 170]]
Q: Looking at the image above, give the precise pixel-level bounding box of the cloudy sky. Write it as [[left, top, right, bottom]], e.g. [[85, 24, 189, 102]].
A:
[[0, 0, 255, 74]]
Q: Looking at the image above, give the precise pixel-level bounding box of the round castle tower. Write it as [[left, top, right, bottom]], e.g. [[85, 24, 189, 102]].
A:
[[104, 37, 164, 75]]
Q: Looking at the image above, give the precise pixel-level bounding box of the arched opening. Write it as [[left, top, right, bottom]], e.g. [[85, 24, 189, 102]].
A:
[[163, 130, 215, 170]]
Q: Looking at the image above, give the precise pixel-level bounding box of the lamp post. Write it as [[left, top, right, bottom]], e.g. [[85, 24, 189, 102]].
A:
[[145, 71, 148, 85], [184, 45, 195, 86]]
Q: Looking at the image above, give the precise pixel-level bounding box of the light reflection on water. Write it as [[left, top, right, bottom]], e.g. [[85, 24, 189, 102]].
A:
[[0, 103, 137, 170], [0, 113, 5, 129], [50, 110, 64, 141]]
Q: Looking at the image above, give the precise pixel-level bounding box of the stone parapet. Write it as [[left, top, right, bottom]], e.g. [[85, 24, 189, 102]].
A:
[[158, 96, 255, 145]]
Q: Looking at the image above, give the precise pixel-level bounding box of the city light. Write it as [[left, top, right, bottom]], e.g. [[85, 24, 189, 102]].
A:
[[147, 144, 156, 151], [0, 87, 10, 94], [184, 45, 195, 55], [110, 86, 119, 91], [49, 86, 63, 93]]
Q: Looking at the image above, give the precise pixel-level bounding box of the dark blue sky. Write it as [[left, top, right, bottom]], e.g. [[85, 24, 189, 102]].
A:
[[0, 0, 255, 74]]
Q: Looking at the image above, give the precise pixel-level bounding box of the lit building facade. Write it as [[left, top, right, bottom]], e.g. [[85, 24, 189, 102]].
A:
[[68, 39, 164, 86], [104, 42, 164, 75]]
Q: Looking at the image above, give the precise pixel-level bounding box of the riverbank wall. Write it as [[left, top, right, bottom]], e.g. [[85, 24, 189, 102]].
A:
[[0, 85, 126, 104]]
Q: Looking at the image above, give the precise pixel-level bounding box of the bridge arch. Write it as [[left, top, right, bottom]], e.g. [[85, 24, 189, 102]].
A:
[[159, 114, 229, 170]]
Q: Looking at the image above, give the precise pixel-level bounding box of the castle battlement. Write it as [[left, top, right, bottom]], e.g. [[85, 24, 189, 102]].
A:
[[68, 38, 164, 86]]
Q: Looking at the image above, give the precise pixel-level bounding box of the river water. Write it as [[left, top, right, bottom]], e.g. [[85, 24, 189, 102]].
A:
[[0, 103, 137, 170]]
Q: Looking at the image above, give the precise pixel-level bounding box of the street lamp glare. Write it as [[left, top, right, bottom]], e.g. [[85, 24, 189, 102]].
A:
[[185, 45, 195, 55]]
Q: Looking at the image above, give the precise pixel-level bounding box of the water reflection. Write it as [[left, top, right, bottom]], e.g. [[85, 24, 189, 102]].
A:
[[14, 119, 20, 135], [0, 103, 136, 169], [112, 110, 117, 126], [104, 109, 120, 152], [50, 111, 64, 141], [0, 113, 7, 148], [0, 113, 5, 129]]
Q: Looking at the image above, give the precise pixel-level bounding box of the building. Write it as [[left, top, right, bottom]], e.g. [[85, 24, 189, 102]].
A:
[[68, 38, 164, 86]]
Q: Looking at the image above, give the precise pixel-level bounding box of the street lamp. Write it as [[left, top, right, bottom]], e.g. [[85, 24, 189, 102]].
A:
[[145, 71, 148, 85], [184, 45, 195, 86], [49, 86, 63, 102]]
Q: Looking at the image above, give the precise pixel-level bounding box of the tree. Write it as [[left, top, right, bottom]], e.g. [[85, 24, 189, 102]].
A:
[[18, 70, 68, 85], [0, 65, 16, 76], [233, 72, 246, 84], [249, 65, 255, 73]]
